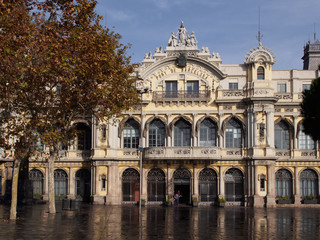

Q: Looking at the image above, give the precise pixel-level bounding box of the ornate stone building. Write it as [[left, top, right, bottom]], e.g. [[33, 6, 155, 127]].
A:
[[1, 22, 320, 206]]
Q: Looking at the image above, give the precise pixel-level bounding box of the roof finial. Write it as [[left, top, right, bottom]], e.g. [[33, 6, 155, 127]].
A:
[[256, 7, 263, 43], [314, 23, 317, 42]]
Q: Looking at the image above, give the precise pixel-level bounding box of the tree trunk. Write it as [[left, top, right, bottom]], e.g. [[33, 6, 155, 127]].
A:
[[10, 159, 21, 220], [48, 154, 56, 214]]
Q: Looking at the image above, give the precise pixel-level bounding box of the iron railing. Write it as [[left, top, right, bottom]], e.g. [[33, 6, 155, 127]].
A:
[[153, 90, 210, 101]]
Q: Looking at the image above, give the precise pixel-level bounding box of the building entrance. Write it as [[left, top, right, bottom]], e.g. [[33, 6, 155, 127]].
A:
[[173, 168, 191, 204], [174, 182, 190, 204]]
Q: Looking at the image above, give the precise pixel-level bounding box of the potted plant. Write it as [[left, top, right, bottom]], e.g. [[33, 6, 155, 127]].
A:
[[140, 199, 146, 207], [55, 194, 65, 201], [218, 197, 226, 207], [33, 193, 42, 200], [277, 197, 292, 204], [302, 195, 317, 204], [164, 199, 172, 207], [192, 198, 199, 207]]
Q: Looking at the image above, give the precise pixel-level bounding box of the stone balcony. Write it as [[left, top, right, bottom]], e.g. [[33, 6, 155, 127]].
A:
[[153, 90, 210, 105]]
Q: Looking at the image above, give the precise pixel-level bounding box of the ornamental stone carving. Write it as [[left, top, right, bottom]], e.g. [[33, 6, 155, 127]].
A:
[[226, 150, 241, 155], [223, 90, 245, 97], [244, 42, 276, 65], [301, 151, 316, 157], [275, 151, 290, 157], [168, 21, 198, 48]]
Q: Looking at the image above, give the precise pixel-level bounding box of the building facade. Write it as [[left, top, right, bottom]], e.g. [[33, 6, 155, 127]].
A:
[[1, 22, 320, 207]]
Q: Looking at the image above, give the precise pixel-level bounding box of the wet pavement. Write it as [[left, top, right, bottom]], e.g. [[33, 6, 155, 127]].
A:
[[0, 203, 320, 239]]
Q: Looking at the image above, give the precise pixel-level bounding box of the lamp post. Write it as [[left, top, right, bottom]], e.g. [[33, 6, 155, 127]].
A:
[[138, 87, 148, 240]]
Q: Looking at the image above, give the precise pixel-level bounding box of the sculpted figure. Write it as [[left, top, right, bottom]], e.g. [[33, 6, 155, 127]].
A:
[[178, 21, 187, 45], [189, 31, 197, 46], [168, 32, 178, 46]]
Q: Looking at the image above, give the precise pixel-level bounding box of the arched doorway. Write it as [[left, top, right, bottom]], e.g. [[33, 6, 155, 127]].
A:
[[300, 169, 318, 198], [75, 169, 91, 202], [275, 169, 293, 198], [122, 168, 140, 202], [199, 168, 217, 202], [147, 168, 165, 202], [173, 168, 191, 204], [29, 169, 44, 196], [54, 169, 68, 197], [225, 168, 244, 202]]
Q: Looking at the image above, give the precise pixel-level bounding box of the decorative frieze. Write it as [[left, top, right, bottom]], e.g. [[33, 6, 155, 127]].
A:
[[123, 150, 138, 156], [174, 149, 191, 155], [275, 151, 290, 157], [275, 93, 293, 100], [200, 149, 217, 155], [226, 150, 242, 155], [301, 151, 316, 157], [146, 148, 165, 155], [223, 90, 244, 97]]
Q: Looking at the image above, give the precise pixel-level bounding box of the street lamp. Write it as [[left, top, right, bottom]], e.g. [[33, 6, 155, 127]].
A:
[[138, 87, 148, 240]]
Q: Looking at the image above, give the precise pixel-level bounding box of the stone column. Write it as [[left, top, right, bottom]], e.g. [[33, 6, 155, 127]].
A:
[[192, 164, 198, 200], [68, 167, 74, 198], [253, 112, 257, 147], [92, 115, 97, 148], [193, 114, 197, 147], [142, 167, 147, 200], [219, 114, 223, 148], [294, 166, 300, 204], [167, 114, 171, 147], [107, 163, 120, 204], [293, 117, 297, 150], [166, 163, 172, 199], [141, 114, 146, 148], [266, 111, 274, 148], [219, 166, 224, 198], [253, 164, 264, 207], [266, 163, 276, 207]]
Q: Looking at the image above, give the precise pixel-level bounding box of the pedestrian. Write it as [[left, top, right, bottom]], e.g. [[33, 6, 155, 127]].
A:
[[174, 190, 182, 206]]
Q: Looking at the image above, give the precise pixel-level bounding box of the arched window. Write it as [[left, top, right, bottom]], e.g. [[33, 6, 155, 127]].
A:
[[300, 169, 318, 197], [75, 169, 91, 201], [299, 126, 315, 150], [275, 169, 293, 198], [199, 119, 217, 147], [54, 169, 68, 196], [123, 119, 140, 149], [75, 123, 91, 150], [224, 168, 244, 202], [225, 118, 242, 148], [122, 168, 140, 201], [149, 119, 165, 147], [174, 119, 191, 147], [275, 121, 290, 150], [199, 168, 217, 202], [29, 169, 44, 196], [147, 168, 165, 202], [257, 66, 265, 80]]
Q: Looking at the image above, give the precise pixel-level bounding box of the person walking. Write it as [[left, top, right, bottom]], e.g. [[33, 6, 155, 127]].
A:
[[174, 190, 182, 206]]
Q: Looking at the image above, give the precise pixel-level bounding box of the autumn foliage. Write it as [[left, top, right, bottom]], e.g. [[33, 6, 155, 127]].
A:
[[0, 0, 139, 218]]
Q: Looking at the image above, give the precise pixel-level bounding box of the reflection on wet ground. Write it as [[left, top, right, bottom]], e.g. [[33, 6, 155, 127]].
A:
[[0, 203, 319, 239]]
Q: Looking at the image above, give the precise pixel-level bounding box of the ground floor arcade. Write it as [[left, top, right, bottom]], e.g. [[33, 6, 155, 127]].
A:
[[1, 159, 319, 207]]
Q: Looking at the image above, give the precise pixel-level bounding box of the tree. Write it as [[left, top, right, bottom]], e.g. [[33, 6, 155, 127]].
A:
[[301, 77, 320, 141], [0, 0, 42, 220], [0, 0, 139, 217]]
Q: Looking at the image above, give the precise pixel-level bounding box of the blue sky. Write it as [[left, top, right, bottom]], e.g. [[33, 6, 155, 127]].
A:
[[96, 0, 320, 70]]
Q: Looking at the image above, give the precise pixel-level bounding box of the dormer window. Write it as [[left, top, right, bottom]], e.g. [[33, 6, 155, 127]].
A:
[[257, 66, 265, 80]]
